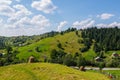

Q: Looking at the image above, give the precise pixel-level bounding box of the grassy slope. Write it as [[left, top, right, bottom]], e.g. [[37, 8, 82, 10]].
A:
[[0, 63, 109, 80], [16, 32, 84, 61]]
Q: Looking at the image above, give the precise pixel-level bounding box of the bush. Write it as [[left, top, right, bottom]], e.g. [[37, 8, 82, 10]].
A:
[[98, 62, 105, 71], [106, 58, 120, 67], [77, 55, 86, 67], [57, 43, 64, 50], [50, 49, 66, 64], [75, 31, 79, 35], [63, 54, 76, 66], [35, 47, 42, 52], [80, 46, 89, 52]]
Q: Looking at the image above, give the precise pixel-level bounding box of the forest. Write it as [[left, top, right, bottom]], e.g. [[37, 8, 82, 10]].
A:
[[81, 27, 120, 52]]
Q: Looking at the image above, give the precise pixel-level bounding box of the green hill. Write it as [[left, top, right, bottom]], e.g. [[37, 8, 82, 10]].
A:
[[16, 31, 85, 61], [0, 63, 109, 80]]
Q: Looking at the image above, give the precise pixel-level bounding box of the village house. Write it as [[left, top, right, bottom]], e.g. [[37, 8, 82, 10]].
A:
[[111, 52, 119, 58], [95, 56, 103, 62]]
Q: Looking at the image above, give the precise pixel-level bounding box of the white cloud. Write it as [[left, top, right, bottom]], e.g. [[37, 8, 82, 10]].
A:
[[7, 14, 50, 29], [57, 21, 68, 32], [72, 18, 95, 29], [31, 0, 57, 14], [31, 15, 50, 27], [96, 24, 107, 28], [0, 0, 15, 17], [0, 0, 14, 17], [0, 19, 3, 27], [0, 19, 3, 23], [97, 13, 114, 20], [0, 5, 15, 17], [13, 4, 32, 16], [8, 4, 32, 23], [0, 2, 32, 19], [0, 0, 12, 5], [16, 0, 21, 2], [96, 22, 120, 28], [0, 14, 51, 36]]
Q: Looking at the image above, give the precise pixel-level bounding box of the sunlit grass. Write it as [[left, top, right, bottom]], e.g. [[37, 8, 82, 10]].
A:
[[0, 63, 109, 80]]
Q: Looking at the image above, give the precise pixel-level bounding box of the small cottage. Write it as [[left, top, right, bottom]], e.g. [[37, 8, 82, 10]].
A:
[[111, 52, 119, 58], [95, 57, 103, 62]]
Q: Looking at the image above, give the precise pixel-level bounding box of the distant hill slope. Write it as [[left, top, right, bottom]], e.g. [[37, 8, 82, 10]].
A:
[[16, 31, 85, 61], [0, 63, 109, 80]]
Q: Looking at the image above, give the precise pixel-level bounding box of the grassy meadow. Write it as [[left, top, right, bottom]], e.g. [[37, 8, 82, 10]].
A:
[[0, 63, 109, 80]]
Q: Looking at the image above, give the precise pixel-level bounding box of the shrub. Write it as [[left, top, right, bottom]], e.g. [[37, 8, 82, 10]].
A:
[[50, 49, 66, 64], [63, 54, 76, 66], [77, 55, 86, 67], [80, 46, 89, 52], [57, 43, 64, 50], [35, 47, 42, 52]]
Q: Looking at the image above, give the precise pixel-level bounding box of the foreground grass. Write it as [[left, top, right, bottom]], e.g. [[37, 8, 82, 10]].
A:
[[0, 63, 109, 80]]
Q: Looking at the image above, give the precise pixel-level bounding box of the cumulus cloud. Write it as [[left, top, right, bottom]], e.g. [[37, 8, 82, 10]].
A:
[[0, 14, 50, 36], [57, 21, 68, 32], [0, 0, 15, 17], [13, 4, 32, 16], [72, 18, 95, 29], [6, 14, 50, 29], [72, 18, 120, 29], [0, 19, 3, 23], [0, 0, 12, 5], [16, 0, 21, 2], [31, 0, 57, 14], [0, 5, 15, 17], [31, 15, 50, 27], [7, 4, 32, 23], [97, 13, 114, 20], [0, 2, 32, 19], [96, 22, 120, 28]]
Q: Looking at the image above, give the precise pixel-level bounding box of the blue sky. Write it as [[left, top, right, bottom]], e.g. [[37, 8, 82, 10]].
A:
[[0, 0, 120, 36]]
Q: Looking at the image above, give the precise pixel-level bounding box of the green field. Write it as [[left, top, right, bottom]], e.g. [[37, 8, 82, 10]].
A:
[[0, 63, 109, 80], [104, 70, 120, 80]]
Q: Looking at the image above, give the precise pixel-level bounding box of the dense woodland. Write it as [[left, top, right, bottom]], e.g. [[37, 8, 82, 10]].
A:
[[81, 27, 120, 52]]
